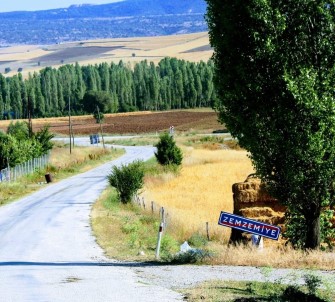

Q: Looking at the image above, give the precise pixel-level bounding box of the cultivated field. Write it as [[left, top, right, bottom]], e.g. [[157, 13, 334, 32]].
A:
[[0, 32, 213, 77], [0, 109, 223, 135]]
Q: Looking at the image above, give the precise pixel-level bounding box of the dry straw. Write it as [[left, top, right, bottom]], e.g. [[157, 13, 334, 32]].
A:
[[144, 148, 254, 241]]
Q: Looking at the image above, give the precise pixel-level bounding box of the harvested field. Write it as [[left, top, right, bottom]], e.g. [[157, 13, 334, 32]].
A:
[[0, 110, 223, 136], [0, 32, 212, 77], [33, 46, 124, 63]]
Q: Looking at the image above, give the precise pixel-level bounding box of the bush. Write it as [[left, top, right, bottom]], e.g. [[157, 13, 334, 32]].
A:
[[188, 233, 208, 248], [108, 160, 145, 203], [7, 121, 29, 141], [34, 125, 54, 153], [93, 111, 104, 123], [155, 132, 183, 166], [168, 249, 212, 264]]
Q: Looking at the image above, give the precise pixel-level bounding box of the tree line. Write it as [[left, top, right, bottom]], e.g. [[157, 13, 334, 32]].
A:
[[0, 57, 216, 119]]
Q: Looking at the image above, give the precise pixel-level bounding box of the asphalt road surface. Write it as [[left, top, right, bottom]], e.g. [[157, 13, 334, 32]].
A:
[[0, 144, 183, 301], [1, 140, 334, 301]]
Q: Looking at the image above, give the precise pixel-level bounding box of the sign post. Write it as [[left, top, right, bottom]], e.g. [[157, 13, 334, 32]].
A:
[[218, 211, 280, 240]]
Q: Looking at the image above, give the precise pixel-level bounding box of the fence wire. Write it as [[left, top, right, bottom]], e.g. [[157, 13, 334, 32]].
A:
[[0, 152, 50, 183]]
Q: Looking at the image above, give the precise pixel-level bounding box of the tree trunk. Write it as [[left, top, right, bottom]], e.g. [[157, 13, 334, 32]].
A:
[[304, 214, 321, 249]]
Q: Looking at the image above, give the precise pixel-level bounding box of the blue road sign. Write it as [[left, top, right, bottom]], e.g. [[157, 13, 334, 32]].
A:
[[218, 211, 281, 240], [89, 134, 100, 144]]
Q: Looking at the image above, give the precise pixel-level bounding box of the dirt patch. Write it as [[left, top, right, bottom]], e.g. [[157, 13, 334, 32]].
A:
[[6, 110, 222, 135]]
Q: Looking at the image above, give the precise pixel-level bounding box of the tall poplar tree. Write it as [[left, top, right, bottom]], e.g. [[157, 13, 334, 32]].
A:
[[206, 0, 335, 249]]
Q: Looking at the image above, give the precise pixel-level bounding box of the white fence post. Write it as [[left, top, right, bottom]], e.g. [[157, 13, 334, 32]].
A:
[[0, 152, 50, 183]]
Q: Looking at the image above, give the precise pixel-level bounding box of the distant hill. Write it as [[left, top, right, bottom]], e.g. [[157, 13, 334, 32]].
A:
[[0, 0, 208, 45]]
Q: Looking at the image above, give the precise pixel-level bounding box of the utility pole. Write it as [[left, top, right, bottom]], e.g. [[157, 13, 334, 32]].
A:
[[28, 110, 33, 138], [96, 106, 105, 149], [27, 96, 33, 138], [68, 97, 72, 154]]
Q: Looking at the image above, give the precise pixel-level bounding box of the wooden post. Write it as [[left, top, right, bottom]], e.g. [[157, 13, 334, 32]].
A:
[[151, 201, 154, 214], [206, 222, 210, 241], [96, 106, 105, 149], [161, 207, 166, 229], [68, 97, 72, 154], [142, 197, 145, 209]]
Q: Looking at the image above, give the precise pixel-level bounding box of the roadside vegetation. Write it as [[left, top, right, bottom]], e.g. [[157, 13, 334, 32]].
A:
[[91, 134, 335, 270], [181, 276, 335, 302], [0, 142, 124, 206]]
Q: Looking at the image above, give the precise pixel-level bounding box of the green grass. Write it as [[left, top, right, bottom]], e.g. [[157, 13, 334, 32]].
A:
[[91, 187, 180, 261], [181, 278, 334, 302]]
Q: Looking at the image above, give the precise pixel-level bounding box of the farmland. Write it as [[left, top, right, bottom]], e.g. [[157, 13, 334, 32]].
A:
[[0, 109, 222, 136], [0, 32, 213, 78]]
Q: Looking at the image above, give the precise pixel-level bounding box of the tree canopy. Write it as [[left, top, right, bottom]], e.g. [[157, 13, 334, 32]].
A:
[[0, 58, 216, 119], [206, 0, 335, 248]]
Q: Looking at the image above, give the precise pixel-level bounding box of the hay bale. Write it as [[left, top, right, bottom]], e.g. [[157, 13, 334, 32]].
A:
[[230, 176, 285, 244], [240, 207, 285, 225], [233, 176, 285, 213]]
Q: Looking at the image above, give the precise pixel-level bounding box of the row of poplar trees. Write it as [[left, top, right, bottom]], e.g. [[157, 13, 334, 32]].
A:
[[0, 57, 216, 119]]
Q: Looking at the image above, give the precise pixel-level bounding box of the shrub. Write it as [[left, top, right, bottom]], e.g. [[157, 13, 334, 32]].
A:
[[7, 121, 29, 141], [155, 132, 183, 166], [108, 160, 145, 203], [188, 233, 208, 248], [93, 111, 104, 123], [34, 125, 54, 153], [168, 249, 212, 264]]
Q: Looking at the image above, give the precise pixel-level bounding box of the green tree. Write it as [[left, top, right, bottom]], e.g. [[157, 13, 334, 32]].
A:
[[155, 132, 183, 166], [206, 0, 335, 249], [82, 90, 115, 114], [108, 160, 145, 203], [9, 76, 23, 118]]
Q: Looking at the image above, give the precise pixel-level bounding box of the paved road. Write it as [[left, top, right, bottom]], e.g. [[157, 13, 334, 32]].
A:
[[0, 144, 183, 302], [1, 139, 334, 301]]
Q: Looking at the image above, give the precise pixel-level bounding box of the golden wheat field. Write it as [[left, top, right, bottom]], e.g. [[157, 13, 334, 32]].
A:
[[0, 32, 212, 78], [143, 148, 254, 242]]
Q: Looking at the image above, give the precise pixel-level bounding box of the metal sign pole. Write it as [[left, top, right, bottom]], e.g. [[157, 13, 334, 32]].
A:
[[155, 222, 164, 260]]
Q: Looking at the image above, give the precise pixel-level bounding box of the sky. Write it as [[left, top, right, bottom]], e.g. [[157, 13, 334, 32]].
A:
[[0, 0, 122, 13]]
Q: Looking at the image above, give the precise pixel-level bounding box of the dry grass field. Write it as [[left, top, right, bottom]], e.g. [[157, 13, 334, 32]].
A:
[[92, 140, 335, 269], [143, 148, 254, 242], [0, 32, 212, 77]]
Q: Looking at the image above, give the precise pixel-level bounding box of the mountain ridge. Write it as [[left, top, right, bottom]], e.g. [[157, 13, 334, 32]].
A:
[[0, 0, 206, 19], [0, 0, 207, 45]]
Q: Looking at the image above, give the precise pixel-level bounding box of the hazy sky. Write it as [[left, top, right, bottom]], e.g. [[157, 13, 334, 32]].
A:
[[0, 0, 122, 13]]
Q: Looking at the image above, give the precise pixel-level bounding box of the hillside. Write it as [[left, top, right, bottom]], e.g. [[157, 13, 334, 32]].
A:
[[0, 0, 207, 45], [0, 32, 213, 77]]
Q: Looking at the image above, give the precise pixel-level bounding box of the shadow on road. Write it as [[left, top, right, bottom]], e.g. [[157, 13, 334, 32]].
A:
[[0, 261, 171, 267]]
